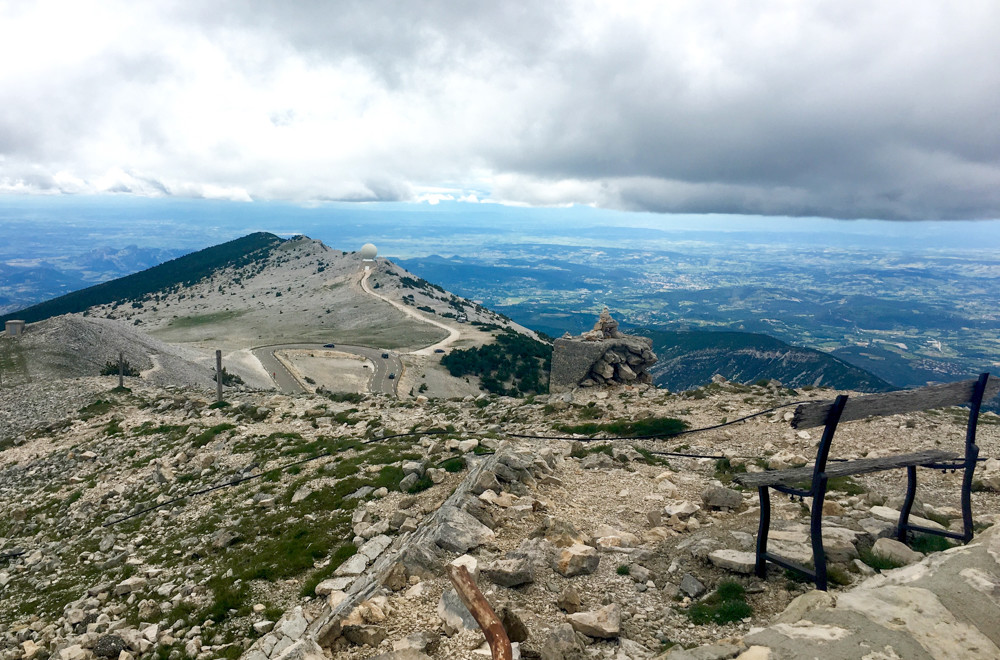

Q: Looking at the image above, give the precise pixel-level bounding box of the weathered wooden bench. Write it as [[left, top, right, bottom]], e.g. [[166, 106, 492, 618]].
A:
[[735, 372, 998, 590]]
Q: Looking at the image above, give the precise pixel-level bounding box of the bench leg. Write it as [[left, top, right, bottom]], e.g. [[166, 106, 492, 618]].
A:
[[811, 476, 828, 591], [897, 465, 917, 543], [960, 447, 979, 543], [755, 486, 771, 579]]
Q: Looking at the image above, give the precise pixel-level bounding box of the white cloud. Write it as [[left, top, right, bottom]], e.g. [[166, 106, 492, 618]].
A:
[[0, 1, 998, 219]]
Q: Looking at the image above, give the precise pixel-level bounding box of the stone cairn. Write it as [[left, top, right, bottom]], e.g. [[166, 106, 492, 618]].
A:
[[549, 308, 657, 392]]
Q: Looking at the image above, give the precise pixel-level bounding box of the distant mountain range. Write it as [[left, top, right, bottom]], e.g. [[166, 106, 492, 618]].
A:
[[0, 245, 188, 316], [638, 328, 895, 393]]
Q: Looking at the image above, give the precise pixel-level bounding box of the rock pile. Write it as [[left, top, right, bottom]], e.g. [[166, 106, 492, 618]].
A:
[[549, 308, 657, 392]]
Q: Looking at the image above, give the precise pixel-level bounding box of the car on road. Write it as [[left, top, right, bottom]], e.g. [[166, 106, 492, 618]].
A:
[[382, 352, 389, 358], [388, 373, 396, 379], [434, 348, 445, 353], [323, 343, 336, 348]]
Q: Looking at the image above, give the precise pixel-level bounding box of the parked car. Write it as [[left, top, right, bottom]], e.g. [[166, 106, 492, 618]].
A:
[[323, 343, 336, 348], [388, 373, 396, 379], [382, 352, 389, 358]]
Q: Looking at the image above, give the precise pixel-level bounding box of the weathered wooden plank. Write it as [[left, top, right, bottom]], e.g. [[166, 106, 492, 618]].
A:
[[735, 450, 960, 488], [791, 375, 999, 429]]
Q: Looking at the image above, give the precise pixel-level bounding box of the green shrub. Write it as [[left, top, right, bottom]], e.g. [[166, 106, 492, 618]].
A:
[[100, 359, 139, 377], [616, 565, 630, 576]]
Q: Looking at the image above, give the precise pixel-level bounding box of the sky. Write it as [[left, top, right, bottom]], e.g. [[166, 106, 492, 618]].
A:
[[1, 1, 999, 221]]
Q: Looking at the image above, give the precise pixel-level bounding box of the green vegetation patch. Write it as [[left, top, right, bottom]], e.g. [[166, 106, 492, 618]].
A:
[[190, 423, 236, 448], [686, 580, 752, 625], [78, 399, 114, 420], [441, 329, 552, 396], [555, 416, 687, 438], [859, 547, 906, 572], [100, 358, 140, 377], [168, 310, 247, 329]]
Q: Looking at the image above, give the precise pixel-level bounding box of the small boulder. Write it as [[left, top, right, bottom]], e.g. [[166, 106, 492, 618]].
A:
[[708, 549, 756, 574], [557, 586, 583, 614], [701, 486, 743, 510], [872, 538, 924, 566], [567, 603, 621, 639], [482, 558, 534, 588], [553, 544, 600, 577]]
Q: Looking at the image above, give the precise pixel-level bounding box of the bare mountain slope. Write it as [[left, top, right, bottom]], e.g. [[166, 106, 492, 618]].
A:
[[87, 236, 526, 353]]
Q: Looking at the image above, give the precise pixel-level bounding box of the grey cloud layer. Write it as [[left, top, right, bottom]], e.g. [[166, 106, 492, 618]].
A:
[[1, 0, 998, 219]]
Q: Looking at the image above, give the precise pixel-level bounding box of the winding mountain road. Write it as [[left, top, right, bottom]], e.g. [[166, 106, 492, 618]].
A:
[[359, 268, 462, 356]]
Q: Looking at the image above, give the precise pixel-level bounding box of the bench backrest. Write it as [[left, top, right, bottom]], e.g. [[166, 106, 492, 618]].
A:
[[794, 373, 997, 482], [792, 374, 999, 430]]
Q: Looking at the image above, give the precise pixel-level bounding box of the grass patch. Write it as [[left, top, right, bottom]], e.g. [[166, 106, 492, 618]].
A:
[[686, 580, 752, 625], [554, 416, 687, 438], [323, 391, 365, 404], [78, 399, 113, 420], [858, 547, 906, 572], [191, 423, 236, 448], [209, 400, 231, 409], [826, 476, 866, 495], [134, 423, 190, 441], [440, 457, 466, 473], [299, 544, 359, 597], [713, 457, 746, 485], [616, 564, 630, 576], [407, 475, 434, 494], [910, 533, 953, 554], [167, 309, 246, 329], [569, 443, 614, 459]]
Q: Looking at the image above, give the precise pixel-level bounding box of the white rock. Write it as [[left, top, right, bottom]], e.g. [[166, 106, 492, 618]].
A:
[[708, 549, 756, 574]]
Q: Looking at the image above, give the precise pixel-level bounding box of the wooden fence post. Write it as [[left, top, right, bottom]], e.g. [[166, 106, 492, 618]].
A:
[[445, 564, 512, 660], [118, 352, 124, 389], [216, 350, 223, 403]]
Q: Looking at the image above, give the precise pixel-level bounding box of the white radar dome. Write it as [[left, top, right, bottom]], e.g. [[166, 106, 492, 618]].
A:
[[360, 243, 378, 260]]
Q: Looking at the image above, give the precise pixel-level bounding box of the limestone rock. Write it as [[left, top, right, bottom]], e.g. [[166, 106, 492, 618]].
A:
[[708, 549, 756, 574], [553, 544, 600, 577], [482, 558, 534, 587], [701, 486, 743, 510], [539, 622, 585, 660], [557, 586, 583, 614], [773, 590, 836, 625], [437, 588, 478, 635], [433, 506, 496, 554], [567, 603, 621, 639], [872, 538, 924, 566]]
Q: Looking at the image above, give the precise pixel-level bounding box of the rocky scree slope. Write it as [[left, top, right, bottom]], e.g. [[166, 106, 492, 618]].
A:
[[1, 379, 999, 660]]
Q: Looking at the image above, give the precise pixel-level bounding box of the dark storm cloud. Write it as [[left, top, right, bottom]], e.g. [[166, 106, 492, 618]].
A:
[[1, 1, 998, 219]]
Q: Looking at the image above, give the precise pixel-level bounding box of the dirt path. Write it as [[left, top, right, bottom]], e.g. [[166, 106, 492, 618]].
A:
[[359, 268, 462, 355]]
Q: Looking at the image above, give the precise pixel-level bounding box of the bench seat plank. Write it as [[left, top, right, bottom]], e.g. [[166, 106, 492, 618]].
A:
[[735, 449, 960, 488]]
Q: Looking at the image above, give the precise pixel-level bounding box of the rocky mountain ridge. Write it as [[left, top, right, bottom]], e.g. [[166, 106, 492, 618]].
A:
[[2, 375, 999, 660]]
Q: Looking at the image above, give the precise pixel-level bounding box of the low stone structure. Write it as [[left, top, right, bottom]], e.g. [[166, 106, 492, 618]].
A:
[[4, 320, 25, 337], [549, 308, 656, 392]]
